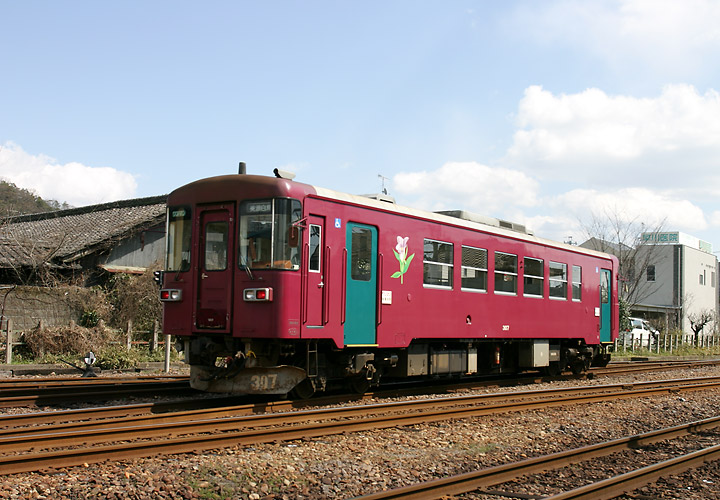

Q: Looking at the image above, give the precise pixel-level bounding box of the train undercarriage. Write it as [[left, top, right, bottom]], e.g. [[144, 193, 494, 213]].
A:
[[182, 335, 611, 397]]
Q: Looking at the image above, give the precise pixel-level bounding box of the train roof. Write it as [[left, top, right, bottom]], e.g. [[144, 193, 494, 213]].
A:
[[310, 184, 613, 261], [170, 173, 615, 263]]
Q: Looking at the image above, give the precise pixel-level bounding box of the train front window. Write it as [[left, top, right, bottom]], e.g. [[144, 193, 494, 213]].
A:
[[166, 206, 191, 272], [239, 199, 301, 270]]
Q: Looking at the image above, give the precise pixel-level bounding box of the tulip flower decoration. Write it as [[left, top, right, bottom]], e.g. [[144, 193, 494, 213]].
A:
[[391, 236, 415, 284]]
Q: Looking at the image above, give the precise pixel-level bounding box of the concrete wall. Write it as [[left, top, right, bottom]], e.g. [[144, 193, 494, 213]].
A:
[[636, 245, 675, 308], [1, 286, 78, 333], [636, 244, 718, 334], [682, 246, 719, 333]]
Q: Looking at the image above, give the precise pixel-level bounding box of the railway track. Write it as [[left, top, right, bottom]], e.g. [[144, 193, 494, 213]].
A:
[[0, 358, 716, 410], [592, 358, 720, 376], [0, 375, 194, 407], [1, 375, 719, 475], [353, 417, 720, 500]]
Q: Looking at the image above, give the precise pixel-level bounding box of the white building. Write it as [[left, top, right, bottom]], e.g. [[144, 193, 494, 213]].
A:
[[634, 232, 718, 335]]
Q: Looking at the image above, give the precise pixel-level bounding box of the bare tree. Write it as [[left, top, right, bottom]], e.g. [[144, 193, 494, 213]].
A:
[[687, 308, 716, 344], [579, 208, 666, 311]]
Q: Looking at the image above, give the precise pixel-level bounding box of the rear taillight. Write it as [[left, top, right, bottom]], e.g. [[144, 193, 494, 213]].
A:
[[244, 287, 273, 302], [160, 289, 182, 302]]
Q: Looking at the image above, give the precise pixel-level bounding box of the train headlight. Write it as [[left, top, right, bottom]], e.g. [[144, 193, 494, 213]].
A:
[[159, 289, 182, 302], [244, 288, 273, 302]]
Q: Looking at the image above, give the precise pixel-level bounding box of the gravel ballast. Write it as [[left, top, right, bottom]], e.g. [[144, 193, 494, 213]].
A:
[[1, 365, 720, 499]]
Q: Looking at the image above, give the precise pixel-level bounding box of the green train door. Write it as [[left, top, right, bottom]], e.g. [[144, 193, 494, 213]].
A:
[[344, 223, 378, 346], [600, 269, 612, 342]]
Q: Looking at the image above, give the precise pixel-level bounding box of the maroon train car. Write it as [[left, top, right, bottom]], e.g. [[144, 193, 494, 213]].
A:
[[160, 169, 619, 396]]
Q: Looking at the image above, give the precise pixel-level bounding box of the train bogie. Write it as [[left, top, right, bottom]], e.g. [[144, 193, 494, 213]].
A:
[[161, 171, 619, 395]]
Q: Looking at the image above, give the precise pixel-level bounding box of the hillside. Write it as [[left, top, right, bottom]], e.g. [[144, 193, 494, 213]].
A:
[[0, 180, 69, 216]]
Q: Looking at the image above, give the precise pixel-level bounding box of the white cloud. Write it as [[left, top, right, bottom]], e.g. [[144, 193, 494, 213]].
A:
[[512, 0, 720, 73], [0, 142, 137, 207], [554, 187, 707, 232], [506, 84, 720, 188], [392, 161, 539, 216]]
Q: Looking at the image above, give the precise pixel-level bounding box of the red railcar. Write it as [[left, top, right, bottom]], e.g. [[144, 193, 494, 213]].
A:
[[160, 170, 618, 396]]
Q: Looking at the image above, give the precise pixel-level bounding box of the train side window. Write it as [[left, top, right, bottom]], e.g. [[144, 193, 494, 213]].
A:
[[494, 252, 517, 295], [601, 271, 609, 303], [423, 239, 453, 289], [309, 224, 321, 273], [351, 227, 372, 281], [461, 246, 487, 292], [204, 221, 228, 271], [549, 261, 568, 299], [524, 257, 544, 297], [572, 265, 582, 301]]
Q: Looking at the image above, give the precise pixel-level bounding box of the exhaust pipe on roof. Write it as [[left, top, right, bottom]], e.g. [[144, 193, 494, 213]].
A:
[[238, 162, 246, 175]]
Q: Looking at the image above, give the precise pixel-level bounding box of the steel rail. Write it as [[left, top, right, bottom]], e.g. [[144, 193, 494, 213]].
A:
[[0, 376, 720, 430], [0, 375, 188, 389], [0, 380, 194, 408], [1, 379, 720, 474], [545, 443, 720, 500], [0, 378, 720, 446], [2, 376, 720, 443], [351, 416, 720, 500], [591, 359, 720, 376]]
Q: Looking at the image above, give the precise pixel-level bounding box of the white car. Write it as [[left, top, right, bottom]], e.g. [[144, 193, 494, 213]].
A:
[[622, 317, 658, 348]]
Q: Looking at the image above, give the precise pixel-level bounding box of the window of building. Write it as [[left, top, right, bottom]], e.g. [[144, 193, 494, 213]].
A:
[[712, 272, 716, 288], [423, 239, 453, 288], [646, 265, 656, 282], [700, 272, 705, 286], [572, 265, 582, 301], [461, 246, 487, 292], [523, 257, 543, 297], [549, 261, 567, 299], [494, 252, 518, 295]]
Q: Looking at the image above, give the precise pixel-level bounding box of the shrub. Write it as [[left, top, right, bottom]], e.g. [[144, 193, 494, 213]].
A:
[[94, 345, 144, 370], [23, 321, 122, 358]]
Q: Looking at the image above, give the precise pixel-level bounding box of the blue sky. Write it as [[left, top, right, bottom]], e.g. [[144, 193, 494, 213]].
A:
[[2, 1, 720, 249]]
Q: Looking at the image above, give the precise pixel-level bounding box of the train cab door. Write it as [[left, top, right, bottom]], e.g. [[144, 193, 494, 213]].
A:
[[344, 223, 378, 346], [599, 268, 612, 342], [195, 204, 235, 332], [304, 215, 326, 328]]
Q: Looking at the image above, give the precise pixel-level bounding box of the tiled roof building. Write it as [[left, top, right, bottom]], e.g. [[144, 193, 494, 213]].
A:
[[0, 195, 167, 283]]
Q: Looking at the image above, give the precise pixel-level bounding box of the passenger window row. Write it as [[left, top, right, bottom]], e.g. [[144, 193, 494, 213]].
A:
[[422, 238, 582, 301]]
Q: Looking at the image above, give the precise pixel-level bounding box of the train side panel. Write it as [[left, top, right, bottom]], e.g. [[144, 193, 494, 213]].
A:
[[299, 196, 618, 350]]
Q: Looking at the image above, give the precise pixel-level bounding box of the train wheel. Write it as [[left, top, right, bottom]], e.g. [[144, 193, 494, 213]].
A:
[[543, 361, 561, 377], [348, 376, 371, 394], [570, 359, 585, 375], [290, 378, 315, 399]]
